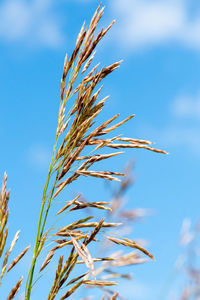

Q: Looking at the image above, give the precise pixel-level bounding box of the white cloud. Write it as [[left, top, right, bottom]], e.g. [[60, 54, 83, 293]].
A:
[[164, 127, 200, 154], [27, 144, 51, 170], [140, 89, 200, 157], [145, 124, 200, 157], [111, 0, 200, 51], [172, 92, 200, 118], [0, 0, 65, 48], [164, 91, 200, 156]]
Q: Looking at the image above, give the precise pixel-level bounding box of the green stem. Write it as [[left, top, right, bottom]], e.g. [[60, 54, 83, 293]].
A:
[[25, 137, 58, 300], [39, 173, 59, 239], [25, 53, 80, 300]]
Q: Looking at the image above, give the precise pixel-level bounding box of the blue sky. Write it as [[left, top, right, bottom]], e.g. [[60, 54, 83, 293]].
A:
[[0, 0, 200, 299]]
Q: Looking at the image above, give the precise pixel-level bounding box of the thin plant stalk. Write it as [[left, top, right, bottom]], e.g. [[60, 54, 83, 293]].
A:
[[25, 137, 58, 299]]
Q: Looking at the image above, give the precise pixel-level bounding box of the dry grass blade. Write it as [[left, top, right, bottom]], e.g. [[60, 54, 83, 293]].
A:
[[47, 256, 63, 300], [76, 152, 124, 163], [51, 237, 84, 251], [82, 51, 96, 74], [104, 143, 168, 154], [7, 245, 30, 273], [60, 280, 84, 300], [59, 222, 120, 231], [1, 230, 20, 279], [83, 280, 117, 286], [40, 250, 55, 272], [67, 272, 88, 286], [98, 115, 135, 135], [56, 231, 87, 239], [58, 247, 76, 288], [77, 257, 114, 264], [0, 227, 8, 257], [86, 219, 104, 245], [71, 237, 95, 278], [111, 251, 148, 267], [58, 216, 93, 232], [36, 232, 48, 258], [116, 137, 153, 145], [0, 173, 9, 259], [76, 170, 124, 182], [7, 276, 23, 300], [69, 200, 111, 212], [9, 231, 20, 254], [111, 293, 119, 300], [56, 195, 81, 215], [107, 236, 154, 260], [101, 269, 131, 280]]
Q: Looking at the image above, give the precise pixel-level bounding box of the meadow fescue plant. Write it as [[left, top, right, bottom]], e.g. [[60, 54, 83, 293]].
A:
[[1, 4, 167, 299]]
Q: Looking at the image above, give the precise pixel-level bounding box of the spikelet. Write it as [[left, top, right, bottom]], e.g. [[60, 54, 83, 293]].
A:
[[7, 276, 23, 300], [7, 245, 30, 273]]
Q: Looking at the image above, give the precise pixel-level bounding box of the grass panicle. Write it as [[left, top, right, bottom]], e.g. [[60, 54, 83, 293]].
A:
[[25, 4, 166, 299], [0, 174, 29, 297], [1, 3, 167, 300]]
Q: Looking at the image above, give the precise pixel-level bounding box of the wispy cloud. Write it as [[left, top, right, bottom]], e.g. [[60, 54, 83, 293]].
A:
[[27, 144, 51, 170], [164, 126, 200, 155], [140, 89, 200, 158], [165, 91, 200, 156], [111, 0, 200, 51], [142, 124, 200, 158], [172, 92, 200, 118], [0, 0, 65, 48]]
